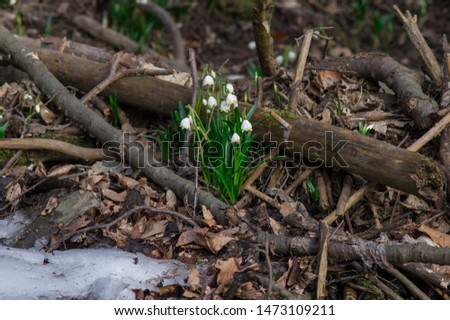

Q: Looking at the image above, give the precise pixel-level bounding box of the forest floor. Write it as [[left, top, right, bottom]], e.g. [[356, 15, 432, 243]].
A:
[[0, 0, 449, 300]]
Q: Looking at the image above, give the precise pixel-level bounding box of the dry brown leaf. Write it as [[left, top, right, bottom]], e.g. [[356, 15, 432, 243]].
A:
[[200, 205, 217, 226], [165, 189, 177, 210], [63, 215, 91, 234], [236, 281, 264, 299], [418, 224, 450, 248], [47, 164, 76, 178], [279, 201, 296, 217], [39, 105, 57, 124], [176, 229, 197, 247], [5, 182, 22, 207], [159, 284, 183, 298], [102, 229, 128, 248], [41, 196, 59, 216], [318, 70, 342, 90], [215, 258, 241, 294], [115, 173, 140, 189], [268, 217, 284, 235], [140, 219, 168, 239], [205, 234, 235, 254], [102, 189, 127, 202], [182, 290, 200, 299], [187, 268, 203, 292]]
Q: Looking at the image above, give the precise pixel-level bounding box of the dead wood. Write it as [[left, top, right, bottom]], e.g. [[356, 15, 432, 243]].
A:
[[258, 232, 450, 266], [252, 0, 277, 77], [314, 52, 439, 129], [5, 45, 446, 204], [70, 14, 187, 69], [0, 25, 229, 224], [0, 138, 105, 161], [393, 5, 443, 88]]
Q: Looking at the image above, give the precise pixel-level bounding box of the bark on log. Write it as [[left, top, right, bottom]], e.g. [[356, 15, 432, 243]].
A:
[[4, 43, 446, 204]]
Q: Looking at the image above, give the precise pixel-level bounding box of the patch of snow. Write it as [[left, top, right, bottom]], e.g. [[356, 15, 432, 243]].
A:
[[0, 246, 188, 299]]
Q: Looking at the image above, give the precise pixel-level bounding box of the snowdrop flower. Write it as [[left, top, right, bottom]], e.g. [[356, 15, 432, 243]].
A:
[[226, 83, 234, 93], [231, 133, 240, 144], [220, 101, 230, 113], [241, 120, 252, 132], [202, 98, 207, 106], [248, 41, 256, 50], [288, 51, 297, 63], [180, 116, 193, 130], [202, 75, 214, 87], [275, 55, 284, 65], [23, 93, 33, 101], [34, 103, 41, 113], [226, 93, 237, 108], [210, 70, 216, 79], [207, 96, 217, 108]]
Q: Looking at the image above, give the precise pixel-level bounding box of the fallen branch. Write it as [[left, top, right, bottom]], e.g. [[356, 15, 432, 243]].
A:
[[258, 232, 450, 266], [393, 5, 443, 88], [314, 52, 439, 129], [0, 138, 105, 161]]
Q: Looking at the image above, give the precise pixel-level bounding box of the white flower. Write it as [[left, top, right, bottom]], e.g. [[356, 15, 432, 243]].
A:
[[202, 75, 214, 87], [288, 51, 297, 63], [210, 70, 216, 79], [23, 93, 33, 101], [226, 83, 234, 93], [34, 104, 41, 113], [0, 114, 3, 119], [207, 96, 217, 108], [231, 133, 240, 144], [202, 98, 207, 106], [220, 101, 230, 113], [241, 119, 252, 132], [275, 55, 284, 65], [248, 41, 256, 50], [226, 93, 237, 108], [180, 116, 192, 130]]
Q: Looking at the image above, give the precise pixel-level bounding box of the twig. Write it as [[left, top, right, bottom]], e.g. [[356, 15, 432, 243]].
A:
[[245, 185, 281, 209], [393, 5, 442, 88], [262, 232, 274, 298], [263, 107, 292, 130], [289, 29, 314, 111], [0, 138, 105, 161], [407, 109, 450, 152], [316, 221, 329, 299], [49, 205, 199, 251], [383, 265, 430, 300], [284, 167, 314, 196], [81, 59, 173, 104], [188, 49, 199, 216], [323, 181, 375, 225], [316, 170, 330, 210], [368, 275, 403, 300]]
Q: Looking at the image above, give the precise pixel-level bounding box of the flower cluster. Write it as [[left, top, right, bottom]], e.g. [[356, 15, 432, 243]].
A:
[[176, 68, 259, 204]]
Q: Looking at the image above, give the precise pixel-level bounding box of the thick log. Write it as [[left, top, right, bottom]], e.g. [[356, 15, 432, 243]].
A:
[[6, 47, 446, 204]]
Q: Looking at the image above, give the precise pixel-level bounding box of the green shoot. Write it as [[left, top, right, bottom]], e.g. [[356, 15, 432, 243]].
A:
[[336, 94, 342, 117], [109, 94, 120, 128], [306, 177, 319, 204], [0, 120, 10, 138], [358, 122, 373, 136]]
